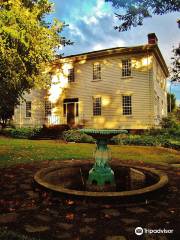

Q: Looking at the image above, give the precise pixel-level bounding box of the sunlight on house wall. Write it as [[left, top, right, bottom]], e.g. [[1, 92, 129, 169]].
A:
[[93, 117, 121, 129], [102, 96, 111, 107], [93, 116, 105, 127], [142, 56, 152, 66], [79, 59, 87, 64], [132, 56, 152, 69], [48, 63, 72, 103], [47, 62, 73, 125], [48, 75, 63, 103], [103, 59, 112, 66], [104, 121, 117, 129]]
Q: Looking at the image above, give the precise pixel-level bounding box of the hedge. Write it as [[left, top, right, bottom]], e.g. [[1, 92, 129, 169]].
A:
[[63, 130, 95, 143], [0, 124, 70, 139], [111, 134, 180, 150]]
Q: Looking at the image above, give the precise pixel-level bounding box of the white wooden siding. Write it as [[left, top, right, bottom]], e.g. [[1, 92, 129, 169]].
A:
[[13, 51, 167, 129], [152, 55, 167, 125]]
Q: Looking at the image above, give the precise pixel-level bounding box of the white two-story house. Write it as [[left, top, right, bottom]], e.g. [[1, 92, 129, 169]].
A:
[[13, 33, 169, 130]]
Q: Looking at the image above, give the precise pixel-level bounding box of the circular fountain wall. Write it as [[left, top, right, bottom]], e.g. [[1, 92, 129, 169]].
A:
[[34, 161, 168, 198]]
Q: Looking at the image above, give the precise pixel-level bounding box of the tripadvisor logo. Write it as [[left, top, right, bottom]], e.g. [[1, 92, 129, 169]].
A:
[[135, 227, 174, 235], [135, 227, 143, 235]]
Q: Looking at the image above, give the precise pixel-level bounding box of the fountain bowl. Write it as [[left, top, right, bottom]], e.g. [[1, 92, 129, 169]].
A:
[[34, 160, 168, 199]]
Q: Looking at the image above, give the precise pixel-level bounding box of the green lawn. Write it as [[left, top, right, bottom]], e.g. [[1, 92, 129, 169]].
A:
[[0, 136, 179, 167]]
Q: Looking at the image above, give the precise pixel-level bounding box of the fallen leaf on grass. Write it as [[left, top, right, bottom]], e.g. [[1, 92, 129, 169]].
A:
[[105, 214, 111, 219], [66, 200, 74, 205], [66, 213, 74, 221]]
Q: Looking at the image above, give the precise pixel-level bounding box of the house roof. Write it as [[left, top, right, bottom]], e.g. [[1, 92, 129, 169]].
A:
[[53, 44, 169, 77]]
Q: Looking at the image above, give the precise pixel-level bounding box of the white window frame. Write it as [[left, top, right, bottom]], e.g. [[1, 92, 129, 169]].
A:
[[68, 68, 75, 82], [122, 59, 132, 77], [93, 63, 101, 80], [122, 95, 132, 115], [45, 100, 52, 117], [25, 101, 31, 118], [93, 97, 101, 116]]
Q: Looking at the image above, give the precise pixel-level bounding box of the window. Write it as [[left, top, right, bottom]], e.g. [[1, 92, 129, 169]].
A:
[[68, 68, 75, 82], [45, 101, 52, 117], [75, 102, 79, 117], [122, 59, 131, 77], [26, 101, 31, 118], [93, 97, 101, 116], [122, 96, 132, 115], [93, 63, 101, 80], [63, 104, 67, 117]]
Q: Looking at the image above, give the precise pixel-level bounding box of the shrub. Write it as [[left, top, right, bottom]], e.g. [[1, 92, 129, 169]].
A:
[[160, 117, 178, 129], [0, 127, 13, 137], [0, 125, 70, 139], [63, 130, 95, 143], [167, 127, 180, 137], [111, 133, 129, 145], [30, 124, 70, 139], [148, 127, 167, 136], [0, 127, 36, 139], [163, 140, 180, 151], [28, 127, 43, 139], [112, 134, 171, 147], [123, 135, 157, 146]]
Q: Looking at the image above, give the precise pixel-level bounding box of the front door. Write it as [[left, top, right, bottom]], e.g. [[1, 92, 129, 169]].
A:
[[67, 103, 75, 126]]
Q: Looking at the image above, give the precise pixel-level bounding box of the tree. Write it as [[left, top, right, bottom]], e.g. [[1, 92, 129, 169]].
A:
[[0, 0, 71, 127], [171, 44, 180, 83], [168, 44, 180, 114], [167, 93, 176, 113], [105, 0, 180, 31]]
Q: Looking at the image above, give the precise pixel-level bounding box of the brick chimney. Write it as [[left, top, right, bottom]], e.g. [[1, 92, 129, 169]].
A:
[[147, 33, 158, 44]]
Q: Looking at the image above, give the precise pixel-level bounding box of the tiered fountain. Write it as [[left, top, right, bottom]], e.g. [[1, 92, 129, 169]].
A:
[[34, 129, 168, 199]]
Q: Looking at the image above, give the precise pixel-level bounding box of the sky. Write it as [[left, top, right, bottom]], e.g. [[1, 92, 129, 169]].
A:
[[48, 0, 180, 104]]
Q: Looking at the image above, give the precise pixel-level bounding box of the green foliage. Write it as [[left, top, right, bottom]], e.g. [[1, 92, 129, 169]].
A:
[[160, 116, 178, 129], [33, 124, 70, 139], [0, 228, 40, 240], [0, 0, 71, 125], [111, 119, 180, 150], [0, 124, 70, 139], [0, 127, 41, 139], [148, 128, 167, 136], [167, 93, 176, 113], [63, 130, 95, 143], [174, 108, 180, 122], [171, 44, 180, 83], [3, 126, 179, 149], [105, 0, 180, 31], [163, 140, 180, 150], [112, 134, 168, 146]]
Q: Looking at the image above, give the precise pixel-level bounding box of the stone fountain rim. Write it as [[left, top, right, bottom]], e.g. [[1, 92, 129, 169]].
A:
[[34, 161, 168, 198]]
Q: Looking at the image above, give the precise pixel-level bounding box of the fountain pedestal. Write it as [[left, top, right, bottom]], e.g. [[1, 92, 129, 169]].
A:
[[80, 129, 127, 191], [88, 138, 114, 186]]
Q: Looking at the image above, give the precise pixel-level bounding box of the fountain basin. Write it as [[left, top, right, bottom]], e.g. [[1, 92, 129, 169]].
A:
[[34, 161, 168, 198]]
